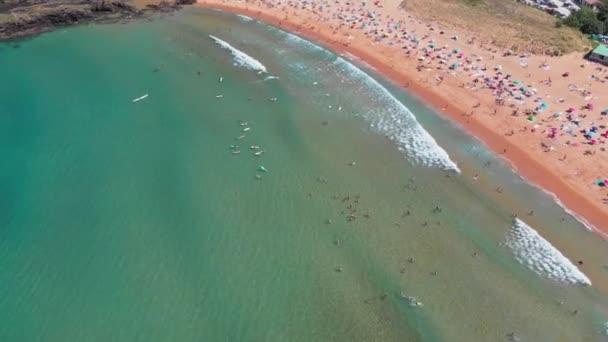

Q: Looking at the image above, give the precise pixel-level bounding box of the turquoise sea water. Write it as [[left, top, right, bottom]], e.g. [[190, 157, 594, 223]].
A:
[[2, 8, 608, 341]]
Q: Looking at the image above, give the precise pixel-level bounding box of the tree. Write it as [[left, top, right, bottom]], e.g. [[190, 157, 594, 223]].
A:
[[563, 13, 582, 29], [582, 18, 605, 34], [598, 0, 608, 22], [563, 6, 605, 34]]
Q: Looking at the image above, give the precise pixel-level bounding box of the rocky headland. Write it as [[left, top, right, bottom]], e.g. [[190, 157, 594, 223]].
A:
[[0, 0, 196, 40]]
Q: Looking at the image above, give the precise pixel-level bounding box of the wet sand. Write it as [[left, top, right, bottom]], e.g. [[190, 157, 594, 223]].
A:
[[196, 0, 608, 236]]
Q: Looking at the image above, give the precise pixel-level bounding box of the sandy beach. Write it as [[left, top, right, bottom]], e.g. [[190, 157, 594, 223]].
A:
[[196, 0, 608, 235]]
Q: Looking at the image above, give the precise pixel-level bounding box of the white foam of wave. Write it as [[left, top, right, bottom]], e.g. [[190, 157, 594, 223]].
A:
[[504, 219, 591, 285], [553, 197, 598, 234], [225, 16, 598, 232], [262, 24, 326, 53], [264, 75, 280, 81], [282, 31, 325, 53], [333, 58, 460, 172], [209, 35, 267, 73], [237, 14, 254, 22], [257, 20, 457, 171]]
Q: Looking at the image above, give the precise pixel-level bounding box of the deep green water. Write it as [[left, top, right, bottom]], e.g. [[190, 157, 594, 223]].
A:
[[1, 8, 608, 341]]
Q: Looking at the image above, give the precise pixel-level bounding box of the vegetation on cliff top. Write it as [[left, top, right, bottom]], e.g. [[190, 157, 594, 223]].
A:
[[400, 0, 589, 55]]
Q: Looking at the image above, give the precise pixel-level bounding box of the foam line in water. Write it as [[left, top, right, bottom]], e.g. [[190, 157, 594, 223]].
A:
[[282, 31, 325, 52], [333, 57, 460, 172], [504, 219, 591, 285], [262, 23, 326, 53], [237, 14, 254, 22], [537, 186, 599, 235], [263, 75, 280, 81], [209, 35, 267, 73]]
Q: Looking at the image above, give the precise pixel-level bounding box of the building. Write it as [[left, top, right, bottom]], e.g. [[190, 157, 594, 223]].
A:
[[588, 44, 608, 65], [553, 6, 572, 17], [517, 0, 580, 18]]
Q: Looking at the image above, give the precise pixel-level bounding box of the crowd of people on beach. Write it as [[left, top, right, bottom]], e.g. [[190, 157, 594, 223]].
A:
[[201, 0, 608, 209], [236, 0, 608, 199]]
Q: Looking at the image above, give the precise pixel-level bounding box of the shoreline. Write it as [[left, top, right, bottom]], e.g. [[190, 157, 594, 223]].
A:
[[195, 1, 608, 237]]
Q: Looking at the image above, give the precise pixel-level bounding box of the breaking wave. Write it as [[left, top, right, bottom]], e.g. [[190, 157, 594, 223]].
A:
[[209, 35, 267, 73], [254, 20, 457, 171], [333, 58, 460, 172], [504, 219, 591, 285]]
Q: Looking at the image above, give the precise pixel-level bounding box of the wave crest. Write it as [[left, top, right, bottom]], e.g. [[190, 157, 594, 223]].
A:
[[209, 35, 267, 73], [250, 22, 458, 171], [504, 219, 591, 285], [333, 58, 460, 172]]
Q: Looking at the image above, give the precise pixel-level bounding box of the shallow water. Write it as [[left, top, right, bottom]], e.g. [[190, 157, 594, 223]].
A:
[[1, 8, 608, 341]]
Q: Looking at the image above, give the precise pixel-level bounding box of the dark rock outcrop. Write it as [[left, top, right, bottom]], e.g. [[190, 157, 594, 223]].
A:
[[91, 0, 137, 13], [1, 9, 93, 39], [145, 1, 179, 13], [0, 0, 193, 40]]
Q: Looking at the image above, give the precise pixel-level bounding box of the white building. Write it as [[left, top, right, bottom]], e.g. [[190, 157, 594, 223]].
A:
[[516, 0, 590, 18]]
